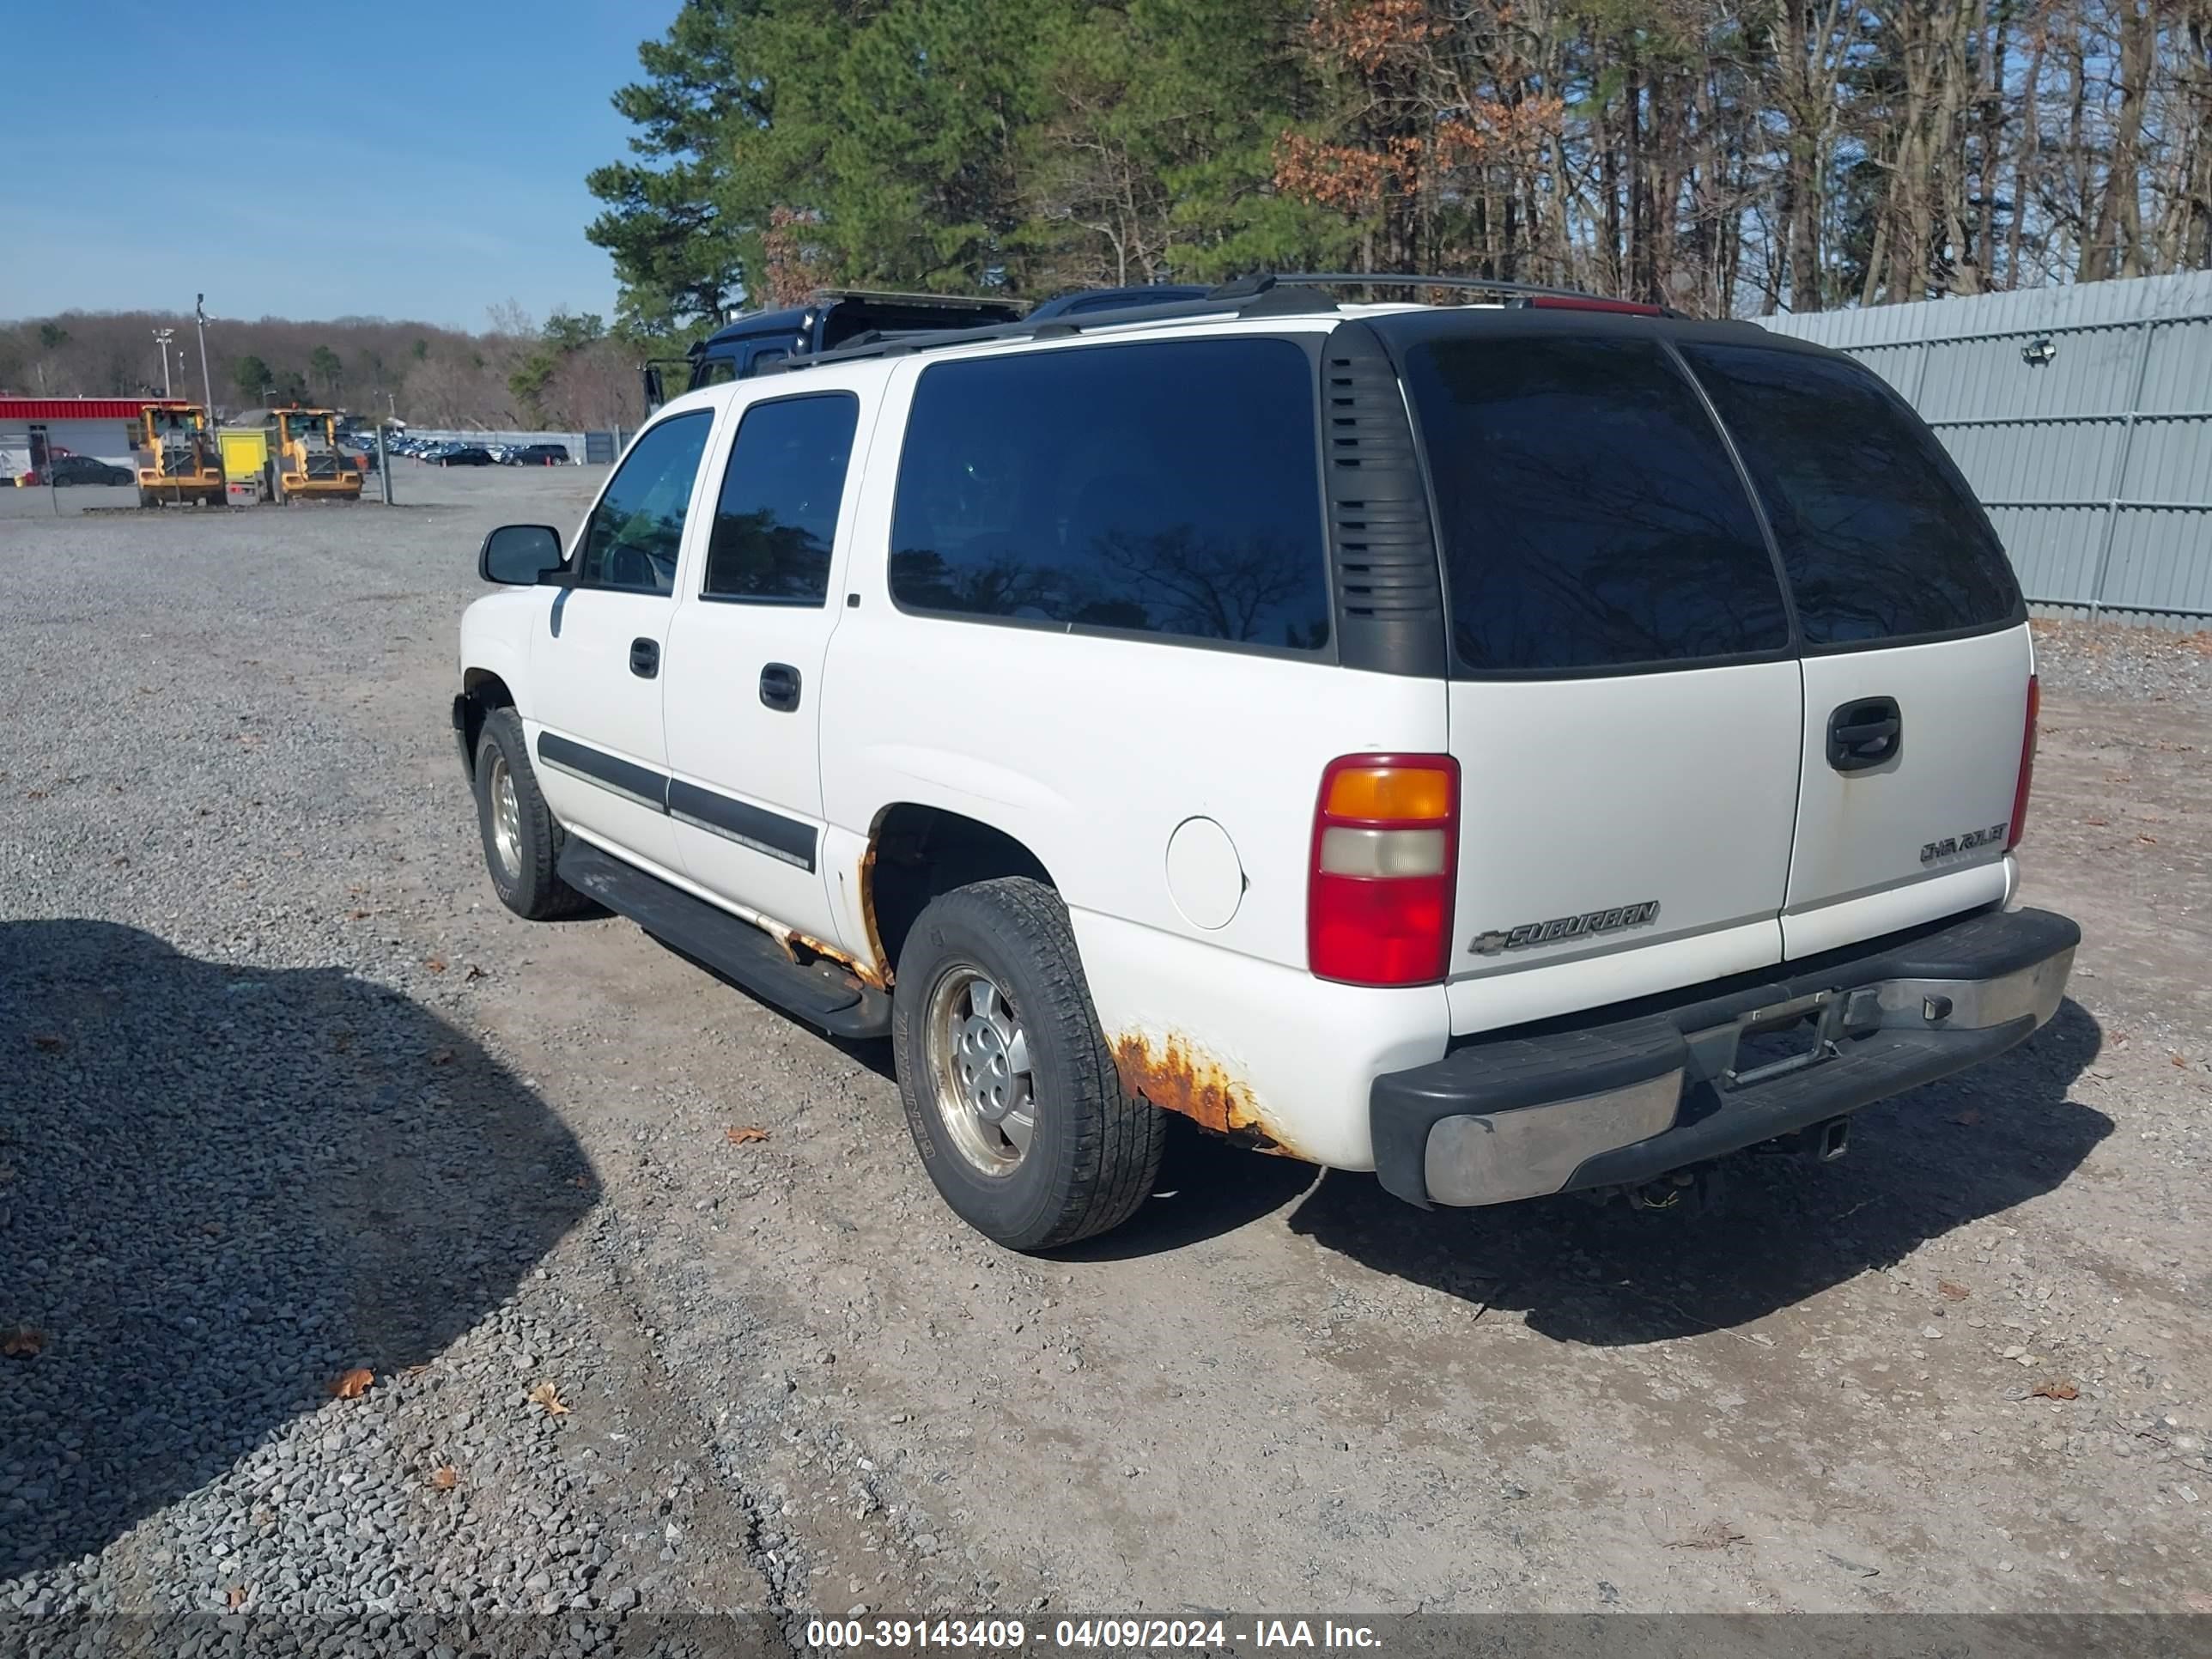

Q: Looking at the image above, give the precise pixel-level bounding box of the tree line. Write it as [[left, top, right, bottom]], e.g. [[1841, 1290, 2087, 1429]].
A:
[[0, 307, 646, 431], [588, 0, 2212, 328]]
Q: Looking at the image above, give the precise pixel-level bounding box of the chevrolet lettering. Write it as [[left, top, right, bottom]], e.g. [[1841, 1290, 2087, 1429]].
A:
[[1923, 823, 2008, 864]]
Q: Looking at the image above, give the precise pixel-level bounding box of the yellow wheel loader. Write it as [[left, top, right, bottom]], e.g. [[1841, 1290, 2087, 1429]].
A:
[[232, 405, 362, 501], [135, 403, 228, 507]]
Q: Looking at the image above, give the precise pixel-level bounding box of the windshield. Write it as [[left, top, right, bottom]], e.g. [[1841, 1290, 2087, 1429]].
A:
[[149, 410, 203, 439]]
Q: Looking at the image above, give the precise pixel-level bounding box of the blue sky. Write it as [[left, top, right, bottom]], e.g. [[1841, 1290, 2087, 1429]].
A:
[[0, 0, 684, 330]]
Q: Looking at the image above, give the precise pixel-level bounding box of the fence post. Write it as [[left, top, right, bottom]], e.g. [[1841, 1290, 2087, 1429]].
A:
[[2084, 319, 2159, 620]]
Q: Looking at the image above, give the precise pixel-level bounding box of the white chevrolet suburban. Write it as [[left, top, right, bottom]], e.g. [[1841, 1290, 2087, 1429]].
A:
[[453, 274, 2078, 1251]]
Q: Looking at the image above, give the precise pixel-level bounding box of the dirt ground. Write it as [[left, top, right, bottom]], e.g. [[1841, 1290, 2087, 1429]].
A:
[[2, 467, 2207, 1633]]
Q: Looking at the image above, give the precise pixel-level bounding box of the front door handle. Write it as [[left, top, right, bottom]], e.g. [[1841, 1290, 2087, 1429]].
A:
[[1827, 696, 1901, 771], [629, 637, 659, 679], [759, 662, 801, 712]]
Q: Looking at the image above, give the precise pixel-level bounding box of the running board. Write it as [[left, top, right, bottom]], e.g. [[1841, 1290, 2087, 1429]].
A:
[[557, 842, 891, 1040]]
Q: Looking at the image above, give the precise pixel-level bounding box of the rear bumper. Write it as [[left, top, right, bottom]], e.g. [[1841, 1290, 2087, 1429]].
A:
[[1370, 906, 2079, 1208]]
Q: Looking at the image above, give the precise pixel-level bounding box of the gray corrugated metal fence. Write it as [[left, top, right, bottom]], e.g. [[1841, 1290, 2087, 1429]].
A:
[[1758, 270, 2212, 629]]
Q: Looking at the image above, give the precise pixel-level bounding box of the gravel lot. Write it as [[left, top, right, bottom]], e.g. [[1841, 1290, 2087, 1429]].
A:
[[3, 470, 2208, 1646]]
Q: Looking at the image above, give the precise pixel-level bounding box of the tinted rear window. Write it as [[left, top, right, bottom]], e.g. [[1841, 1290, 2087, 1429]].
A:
[[889, 339, 1331, 652], [1682, 343, 2022, 646], [1400, 335, 1790, 673]]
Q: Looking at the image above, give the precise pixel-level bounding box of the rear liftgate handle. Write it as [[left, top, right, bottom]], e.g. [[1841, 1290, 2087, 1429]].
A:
[[1827, 696, 1901, 771]]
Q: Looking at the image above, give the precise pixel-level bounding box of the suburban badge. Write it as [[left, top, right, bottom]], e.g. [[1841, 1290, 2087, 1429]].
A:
[[1472, 900, 1661, 956]]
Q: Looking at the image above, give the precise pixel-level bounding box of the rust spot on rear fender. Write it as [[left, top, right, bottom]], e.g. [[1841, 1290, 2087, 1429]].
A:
[[856, 842, 890, 987], [1111, 1031, 1303, 1158]]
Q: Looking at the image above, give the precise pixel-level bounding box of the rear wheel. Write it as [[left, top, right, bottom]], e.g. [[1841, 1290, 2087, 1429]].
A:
[[472, 707, 591, 921], [892, 878, 1164, 1250]]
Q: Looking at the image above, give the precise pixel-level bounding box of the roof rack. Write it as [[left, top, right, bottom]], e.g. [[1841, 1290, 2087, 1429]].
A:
[[757, 269, 1671, 377], [759, 283, 1341, 374]]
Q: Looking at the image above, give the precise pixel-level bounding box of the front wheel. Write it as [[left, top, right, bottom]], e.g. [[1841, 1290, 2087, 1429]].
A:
[[892, 878, 1164, 1250], [472, 707, 590, 921]]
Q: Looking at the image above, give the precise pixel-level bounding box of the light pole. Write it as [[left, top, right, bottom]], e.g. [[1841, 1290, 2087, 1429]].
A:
[[153, 328, 174, 397], [194, 295, 216, 415]]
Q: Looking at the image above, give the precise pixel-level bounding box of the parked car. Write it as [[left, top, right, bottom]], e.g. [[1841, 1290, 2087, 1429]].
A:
[[46, 455, 135, 487], [437, 446, 495, 466], [507, 443, 570, 466], [454, 276, 2074, 1252]]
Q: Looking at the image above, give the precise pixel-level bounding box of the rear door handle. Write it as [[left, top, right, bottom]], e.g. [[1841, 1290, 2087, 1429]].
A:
[[759, 662, 801, 712], [629, 637, 659, 679], [1827, 696, 1901, 771]]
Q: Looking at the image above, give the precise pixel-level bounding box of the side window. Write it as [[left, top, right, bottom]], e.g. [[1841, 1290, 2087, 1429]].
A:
[[888, 338, 1331, 652], [690, 356, 738, 390], [701, 393, 859, 605], [1680, 343, 2024, 647], [746, 347, 789, 375], [1396, 333, 1790, 674], [575, 410, 714, 595]]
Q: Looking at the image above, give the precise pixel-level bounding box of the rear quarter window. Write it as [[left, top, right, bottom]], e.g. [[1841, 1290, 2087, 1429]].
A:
[[888, 338, 1333, 653], [1398, 334, 1790, 674], [1680, 343, 2024, 647]]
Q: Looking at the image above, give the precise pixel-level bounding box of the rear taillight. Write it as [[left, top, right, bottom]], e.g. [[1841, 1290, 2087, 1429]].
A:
[[2005, 674, 2039, 853], [1309, 755, 1458, 986]]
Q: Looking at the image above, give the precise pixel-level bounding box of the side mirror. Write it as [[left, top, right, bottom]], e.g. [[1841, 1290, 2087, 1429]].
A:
[[641, 364, 665, 411], [478, 524, 565, 586]]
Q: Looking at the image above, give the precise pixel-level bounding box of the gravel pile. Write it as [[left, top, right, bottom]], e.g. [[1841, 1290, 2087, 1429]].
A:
[[2030, 617, 2212, 706]]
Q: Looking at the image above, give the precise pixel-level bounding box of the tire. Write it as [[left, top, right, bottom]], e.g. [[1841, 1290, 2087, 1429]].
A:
[[892, 877, 1165, 1250], [472, 706, 591, 921], [137, 488, 158, 509]]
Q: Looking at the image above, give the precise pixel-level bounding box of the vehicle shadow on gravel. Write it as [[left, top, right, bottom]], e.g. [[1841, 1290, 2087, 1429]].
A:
[[0, 920, 595, 1584], [1283, 999, 2107, 1344], [1068, 1118, 1322, 1257]]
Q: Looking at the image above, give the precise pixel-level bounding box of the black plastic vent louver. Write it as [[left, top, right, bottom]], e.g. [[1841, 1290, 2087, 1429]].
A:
[[1320, 320, 1446, 677]]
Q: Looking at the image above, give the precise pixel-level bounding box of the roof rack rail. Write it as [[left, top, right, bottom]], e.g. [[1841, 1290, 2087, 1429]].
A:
[[1210, 271, 1678, 317], [754, 268, 1674, 380], [760, 283, 1343, 375]]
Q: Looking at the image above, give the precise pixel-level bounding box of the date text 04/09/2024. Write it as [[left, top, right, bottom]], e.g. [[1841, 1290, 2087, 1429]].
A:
[[802, 1619, 1382, 1650]]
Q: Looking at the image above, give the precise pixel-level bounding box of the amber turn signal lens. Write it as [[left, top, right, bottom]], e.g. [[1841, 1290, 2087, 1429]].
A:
[[1322, 765, 1454, 823]]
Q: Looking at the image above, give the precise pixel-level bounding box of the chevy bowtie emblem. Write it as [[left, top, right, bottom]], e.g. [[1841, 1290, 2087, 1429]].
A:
[[1473, 900, 1661, 955]]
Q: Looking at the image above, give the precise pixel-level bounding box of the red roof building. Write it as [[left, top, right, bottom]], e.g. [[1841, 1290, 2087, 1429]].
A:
[[0, 398, 193, 421]]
